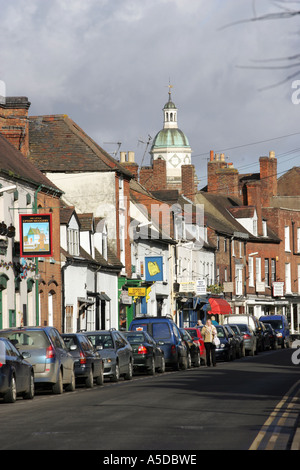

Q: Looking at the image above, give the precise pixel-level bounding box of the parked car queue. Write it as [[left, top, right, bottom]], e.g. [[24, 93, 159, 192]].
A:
[[0, 314, 286, 403]]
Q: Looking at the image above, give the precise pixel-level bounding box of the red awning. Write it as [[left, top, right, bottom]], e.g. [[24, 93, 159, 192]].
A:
[[207, 298, 232, 315]]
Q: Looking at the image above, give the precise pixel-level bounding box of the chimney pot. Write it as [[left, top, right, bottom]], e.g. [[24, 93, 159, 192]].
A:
[[120, 151, 127, 163], [210, 150, 214, 161], [128, 151, 135, 163], [269, 151, 275, 159]]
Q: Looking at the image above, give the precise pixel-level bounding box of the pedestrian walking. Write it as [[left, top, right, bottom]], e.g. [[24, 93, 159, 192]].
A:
[[201, 319, 217, 367], [196, 319, 203, 328], [211, 315, 219, 326]]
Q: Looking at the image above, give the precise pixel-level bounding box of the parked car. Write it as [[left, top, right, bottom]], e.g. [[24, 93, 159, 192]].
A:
[[231, 323, 257, 356], [179, 328, 201, 368], [263, 323, 278, 350], [129, 316, 188, 370], [223, 314, 261, 353], [259, 315, 290, 349], [225, 324, 245, 358], [215, 325, 237, 361], [122, 331, 165, 375], [259, 321, 271, 351], [0, 337, 35, 403], [62, 333, 104, 388], [84, 329, 133, 382], [184, 327, 206, 365], [0, 327, 75, 394]]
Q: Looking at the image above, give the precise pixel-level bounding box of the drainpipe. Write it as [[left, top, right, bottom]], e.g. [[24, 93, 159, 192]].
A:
[[33, 185, 42, 325]]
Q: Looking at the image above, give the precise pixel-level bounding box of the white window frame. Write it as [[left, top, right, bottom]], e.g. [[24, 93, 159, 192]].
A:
[[255, 258, 261, 283], [285, 263, 291, 293], [235, 265, 243, 296], [285, 226, 290, 252], [248, 257, 254, 287], [67, 228, 79, 256]]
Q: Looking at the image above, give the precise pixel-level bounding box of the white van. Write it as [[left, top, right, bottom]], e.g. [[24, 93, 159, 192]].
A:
[[223, 315, 263, 353], [224, 314, 259, 332]]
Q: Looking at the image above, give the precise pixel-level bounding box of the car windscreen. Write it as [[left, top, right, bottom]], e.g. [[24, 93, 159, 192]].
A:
[[234, 324, 249, 333], [230, 326, 239, 334], [216, 326, 225, 338], [0, 330, 49, 349], [263, 320, 283, 330], [186, 329, 197, 339], [152, 323, 171, 340], [124, 333, 145, 344], [87, 334, 113, 349]]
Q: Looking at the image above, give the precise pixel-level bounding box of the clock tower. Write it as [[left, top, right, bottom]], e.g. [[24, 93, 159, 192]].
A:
[[150, 87, 192, 189]]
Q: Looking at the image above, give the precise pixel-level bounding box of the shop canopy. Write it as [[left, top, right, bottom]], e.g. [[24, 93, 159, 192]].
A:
[[207, 298, 232, 315]]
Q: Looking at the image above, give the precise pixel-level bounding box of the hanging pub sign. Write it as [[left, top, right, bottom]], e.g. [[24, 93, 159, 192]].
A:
[[145, 256, 163, 282], [19, 213, 53, 257]]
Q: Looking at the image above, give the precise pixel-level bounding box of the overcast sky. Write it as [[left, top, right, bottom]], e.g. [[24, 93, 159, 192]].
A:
[[1, 0, 299, 188]]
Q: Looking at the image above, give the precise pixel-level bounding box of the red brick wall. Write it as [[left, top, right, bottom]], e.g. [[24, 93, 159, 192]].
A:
[[260, 155, 277, 207], [36, 191, 62, 331], [181, 165, 196, 202], [0, 97, 30, 157]]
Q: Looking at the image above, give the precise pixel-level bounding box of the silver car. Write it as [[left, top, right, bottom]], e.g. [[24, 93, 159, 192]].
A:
[[84, 329, 133, 382], [0, 327, 75, 394], [231, 323, 257, 356]]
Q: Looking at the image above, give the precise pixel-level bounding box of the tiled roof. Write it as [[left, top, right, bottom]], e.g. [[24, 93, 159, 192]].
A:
[[0, 133, 61, 192], [77, 213, 94, 231], [29, 114, 132, 177]]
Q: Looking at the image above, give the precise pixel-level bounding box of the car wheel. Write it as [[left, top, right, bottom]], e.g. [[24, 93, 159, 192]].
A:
[[4, 375, 17, 403], [158, 356, 165, 373], [85, 368, 94, 388], [148, 357, 155, 375], [111, 362, 120, 382], [52, 370, 63, 394], [23, 372, 34, 400], [194, 352, 201, 368], [96, 365, 104, 386], [181, 355, 188, 370], [124, 360, 133, 380], [65, 369, 76, 392]]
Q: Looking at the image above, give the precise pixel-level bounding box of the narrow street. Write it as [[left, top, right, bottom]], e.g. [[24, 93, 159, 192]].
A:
[[0, 348, 299, 454]]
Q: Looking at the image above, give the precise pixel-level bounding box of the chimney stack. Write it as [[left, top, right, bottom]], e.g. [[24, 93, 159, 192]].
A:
[[119, 151, 139, 179], [259, 150, 277, 207]]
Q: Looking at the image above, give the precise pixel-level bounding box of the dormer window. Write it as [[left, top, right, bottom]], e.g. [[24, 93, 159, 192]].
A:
[[67, 227, 79, 256], [262, 220, 267, 237]]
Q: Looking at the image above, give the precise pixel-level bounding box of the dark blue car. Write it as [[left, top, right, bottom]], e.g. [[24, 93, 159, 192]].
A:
[[129, 315, 188, 370], [0, 337, 34, 403]]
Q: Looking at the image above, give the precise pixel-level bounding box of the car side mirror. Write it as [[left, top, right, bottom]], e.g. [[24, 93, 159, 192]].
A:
[[22, 351, 31, 359]]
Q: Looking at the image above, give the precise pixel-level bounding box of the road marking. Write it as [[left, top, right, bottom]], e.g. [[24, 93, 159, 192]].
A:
[[249, 380, 300, 450]]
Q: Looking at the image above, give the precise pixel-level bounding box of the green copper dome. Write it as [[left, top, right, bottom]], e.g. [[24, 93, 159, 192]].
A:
[[163, 99, 176, 110], [151, 128, 190, 150]]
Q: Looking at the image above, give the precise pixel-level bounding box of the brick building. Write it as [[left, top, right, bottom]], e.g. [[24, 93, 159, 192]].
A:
[[201, 150, 300, 333], [0, 130, 62, 330], [28, 113, 133, 329]]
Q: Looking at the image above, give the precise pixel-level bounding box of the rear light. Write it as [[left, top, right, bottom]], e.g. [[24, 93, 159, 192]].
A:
[[171, 345, 176, 355], [80, 351, 86, 364], [46, 345, 55, 359], [0, 362, 3, 368], [138, 345, 147, 355], [243, 334, 251, 339]]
